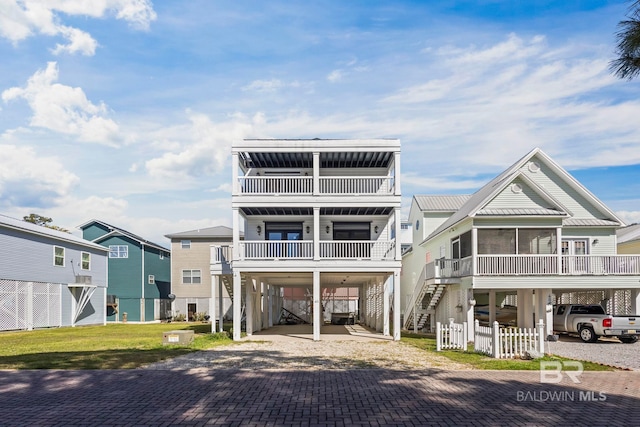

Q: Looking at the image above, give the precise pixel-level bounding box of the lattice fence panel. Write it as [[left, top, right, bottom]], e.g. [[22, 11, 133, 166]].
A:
[[33, 282, 61, 328], [612, 290, 631, 315], [557, 291, 605, 306], [0, 279, 61, 331]]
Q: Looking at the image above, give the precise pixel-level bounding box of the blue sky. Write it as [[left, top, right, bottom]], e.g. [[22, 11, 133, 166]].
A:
[[1, 0, 639, 246]]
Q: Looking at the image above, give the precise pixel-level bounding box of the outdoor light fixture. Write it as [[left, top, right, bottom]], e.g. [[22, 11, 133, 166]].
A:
[[306, 226, 310, 234], [374, 225, 379, 234], [593, 239, 599, 245], [326, 225, 330, 234], [256, 225, 262, 236], [468, 298, 476, 306]]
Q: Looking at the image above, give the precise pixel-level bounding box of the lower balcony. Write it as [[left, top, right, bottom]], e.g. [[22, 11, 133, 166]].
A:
[[427, 255, 640, 279], [224, 240, 396, 261]]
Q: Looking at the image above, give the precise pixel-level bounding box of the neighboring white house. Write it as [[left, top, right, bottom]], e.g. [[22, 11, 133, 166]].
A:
[[213, 138, 403, 341], [402, 148, 640, 341], [0, 214, 108, 331]]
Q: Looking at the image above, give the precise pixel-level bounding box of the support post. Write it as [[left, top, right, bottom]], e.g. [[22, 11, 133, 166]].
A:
[[492, 321, 500, 358], [313, 270, 321, 341], [210, 274, 217, 333], [383, 275, 390, 336], [537, 319, 545, 354], [393, 269, 401, 341], [232, 271, 241, 341], [245, 277, 253, 336], [218, 276, 224, 332], [436, 321, 442, 351]]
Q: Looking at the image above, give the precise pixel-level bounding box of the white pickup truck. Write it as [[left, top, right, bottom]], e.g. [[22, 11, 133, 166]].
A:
[[553, 304, 639, 343]]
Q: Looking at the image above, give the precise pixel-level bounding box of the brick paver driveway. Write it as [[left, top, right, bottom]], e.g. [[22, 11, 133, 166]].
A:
[[1, 368, 638, 426]]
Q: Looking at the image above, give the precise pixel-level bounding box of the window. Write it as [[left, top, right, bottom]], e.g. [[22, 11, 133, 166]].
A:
[[109, 245, 128, 258], [333, 222, 370, 240], [81, 252, 91, 270], [181, 240, 191, 249], [53, 246, 65, 267], [182, 269, 201, 284], [148, 275, 155, 285]]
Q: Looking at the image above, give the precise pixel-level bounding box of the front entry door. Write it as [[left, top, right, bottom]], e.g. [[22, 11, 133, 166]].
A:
[[562, 239, 589, 274]]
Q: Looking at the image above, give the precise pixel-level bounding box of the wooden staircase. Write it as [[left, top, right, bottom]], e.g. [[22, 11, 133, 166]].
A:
[[403, 265, 446, 332]]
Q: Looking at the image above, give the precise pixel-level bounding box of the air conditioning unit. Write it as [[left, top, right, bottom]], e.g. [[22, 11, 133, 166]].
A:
[[75, 275, 92, 284]]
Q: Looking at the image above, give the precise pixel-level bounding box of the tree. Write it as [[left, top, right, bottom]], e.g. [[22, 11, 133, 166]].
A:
[[23, 213, 69, 233], [610, 1, 640, 79]]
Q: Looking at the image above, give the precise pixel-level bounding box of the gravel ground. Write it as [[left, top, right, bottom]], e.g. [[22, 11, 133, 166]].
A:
[[144, 324, 471, 371], [546, 334, 640, 370]]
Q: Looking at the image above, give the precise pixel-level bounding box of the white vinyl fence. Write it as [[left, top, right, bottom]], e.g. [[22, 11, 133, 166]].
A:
[[474, 319, 545, 359], [436, 320, 468, 351], [436, 319, 545, 359]]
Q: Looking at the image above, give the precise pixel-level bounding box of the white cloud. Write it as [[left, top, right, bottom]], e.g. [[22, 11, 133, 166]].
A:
[[0, 144, 78, 208], [2, 62, 121, 145], [327, 70, 342, 82], [242, 79, 284, 92], [0, 0, 156, 55], [144, 111, 258, 181], [617, 211, 640, 226]]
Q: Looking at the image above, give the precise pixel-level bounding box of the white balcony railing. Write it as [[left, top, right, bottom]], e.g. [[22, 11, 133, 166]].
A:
[[237, 176, 394, 195], [318, 177, 394, 195], [427, 255, 640, 278], [235, 240, 396, 261], [211, 245, 233, 264], [239, 241, 314, 260], [239, 176, 313, 194], [320, 240, 395, 260]]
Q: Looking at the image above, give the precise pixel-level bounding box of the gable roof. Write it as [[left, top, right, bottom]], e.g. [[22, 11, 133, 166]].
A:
[[617, 224, 640, 244], [1, 214, 107, 251], [78, 219, 169, 251], [423, 148, 624, 243], [165, 226, 244, 240]]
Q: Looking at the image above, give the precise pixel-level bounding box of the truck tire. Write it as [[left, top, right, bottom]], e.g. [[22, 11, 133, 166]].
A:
[[579, 326, 598, 343], [619, 336, 639, 344]]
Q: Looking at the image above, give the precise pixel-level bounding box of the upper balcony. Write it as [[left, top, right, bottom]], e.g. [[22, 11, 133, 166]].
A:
[[232, 139, 401, 200]]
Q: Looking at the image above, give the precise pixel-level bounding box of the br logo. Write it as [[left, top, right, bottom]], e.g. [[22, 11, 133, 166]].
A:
[[540, 361, 583, 384]]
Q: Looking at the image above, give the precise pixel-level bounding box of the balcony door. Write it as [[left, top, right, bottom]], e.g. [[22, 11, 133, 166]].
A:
[[266, 222, 302, 257], [562, 239, 589, 273], [333, 222, 371, 258]]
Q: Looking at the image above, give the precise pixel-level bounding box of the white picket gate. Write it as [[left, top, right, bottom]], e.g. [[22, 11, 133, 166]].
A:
[[473, 319, 544, 359], [436, 320, 468, 351]]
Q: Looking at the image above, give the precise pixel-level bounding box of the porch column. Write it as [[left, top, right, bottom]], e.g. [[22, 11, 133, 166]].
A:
[[536, 288, 553, 337], [245, 276, 253, 336], [465, 288, 474, 342], [376, 278, 383, 332], [518, 290, 534, 329], [631, 289, 640, 315], [313, 207, 320, 261], [393, 269, 401, 341], [489, 291, 496, 324], [471, 228, 478, 276], [393, 151, 401, 196], [232, 208, 241, 261], [394, 208, 402, 260], [261, 280, 268, 331], [267, 284, 274, 327], [313, 152, 320, 196], [218, 276, 224, 332], [556, 227, 562, 273], [210, 274, 217, 333], [232, 270, 242, 341], [313, 270, 321, 341], [383, 275, 390, 336]]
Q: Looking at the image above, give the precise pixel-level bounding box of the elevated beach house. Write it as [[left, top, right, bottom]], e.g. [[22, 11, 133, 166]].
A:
[[212, 138, 403, 341], [402, 148, 640, 341]]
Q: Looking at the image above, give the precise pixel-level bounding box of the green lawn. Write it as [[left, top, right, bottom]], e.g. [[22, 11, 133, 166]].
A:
[[0, 325, 618, 371], [0, 323, 233, 369], [401, 333, 616, 371]]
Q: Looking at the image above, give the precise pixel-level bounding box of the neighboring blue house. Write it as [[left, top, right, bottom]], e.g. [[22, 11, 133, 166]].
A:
[[0, 214, 108, 331], [79, 220, 171, 322]]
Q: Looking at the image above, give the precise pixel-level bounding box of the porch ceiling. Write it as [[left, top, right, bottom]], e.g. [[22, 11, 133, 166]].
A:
[[239, 151, 393, 169], [240, 207, 393, 216], [242, 271, 387, 287]]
